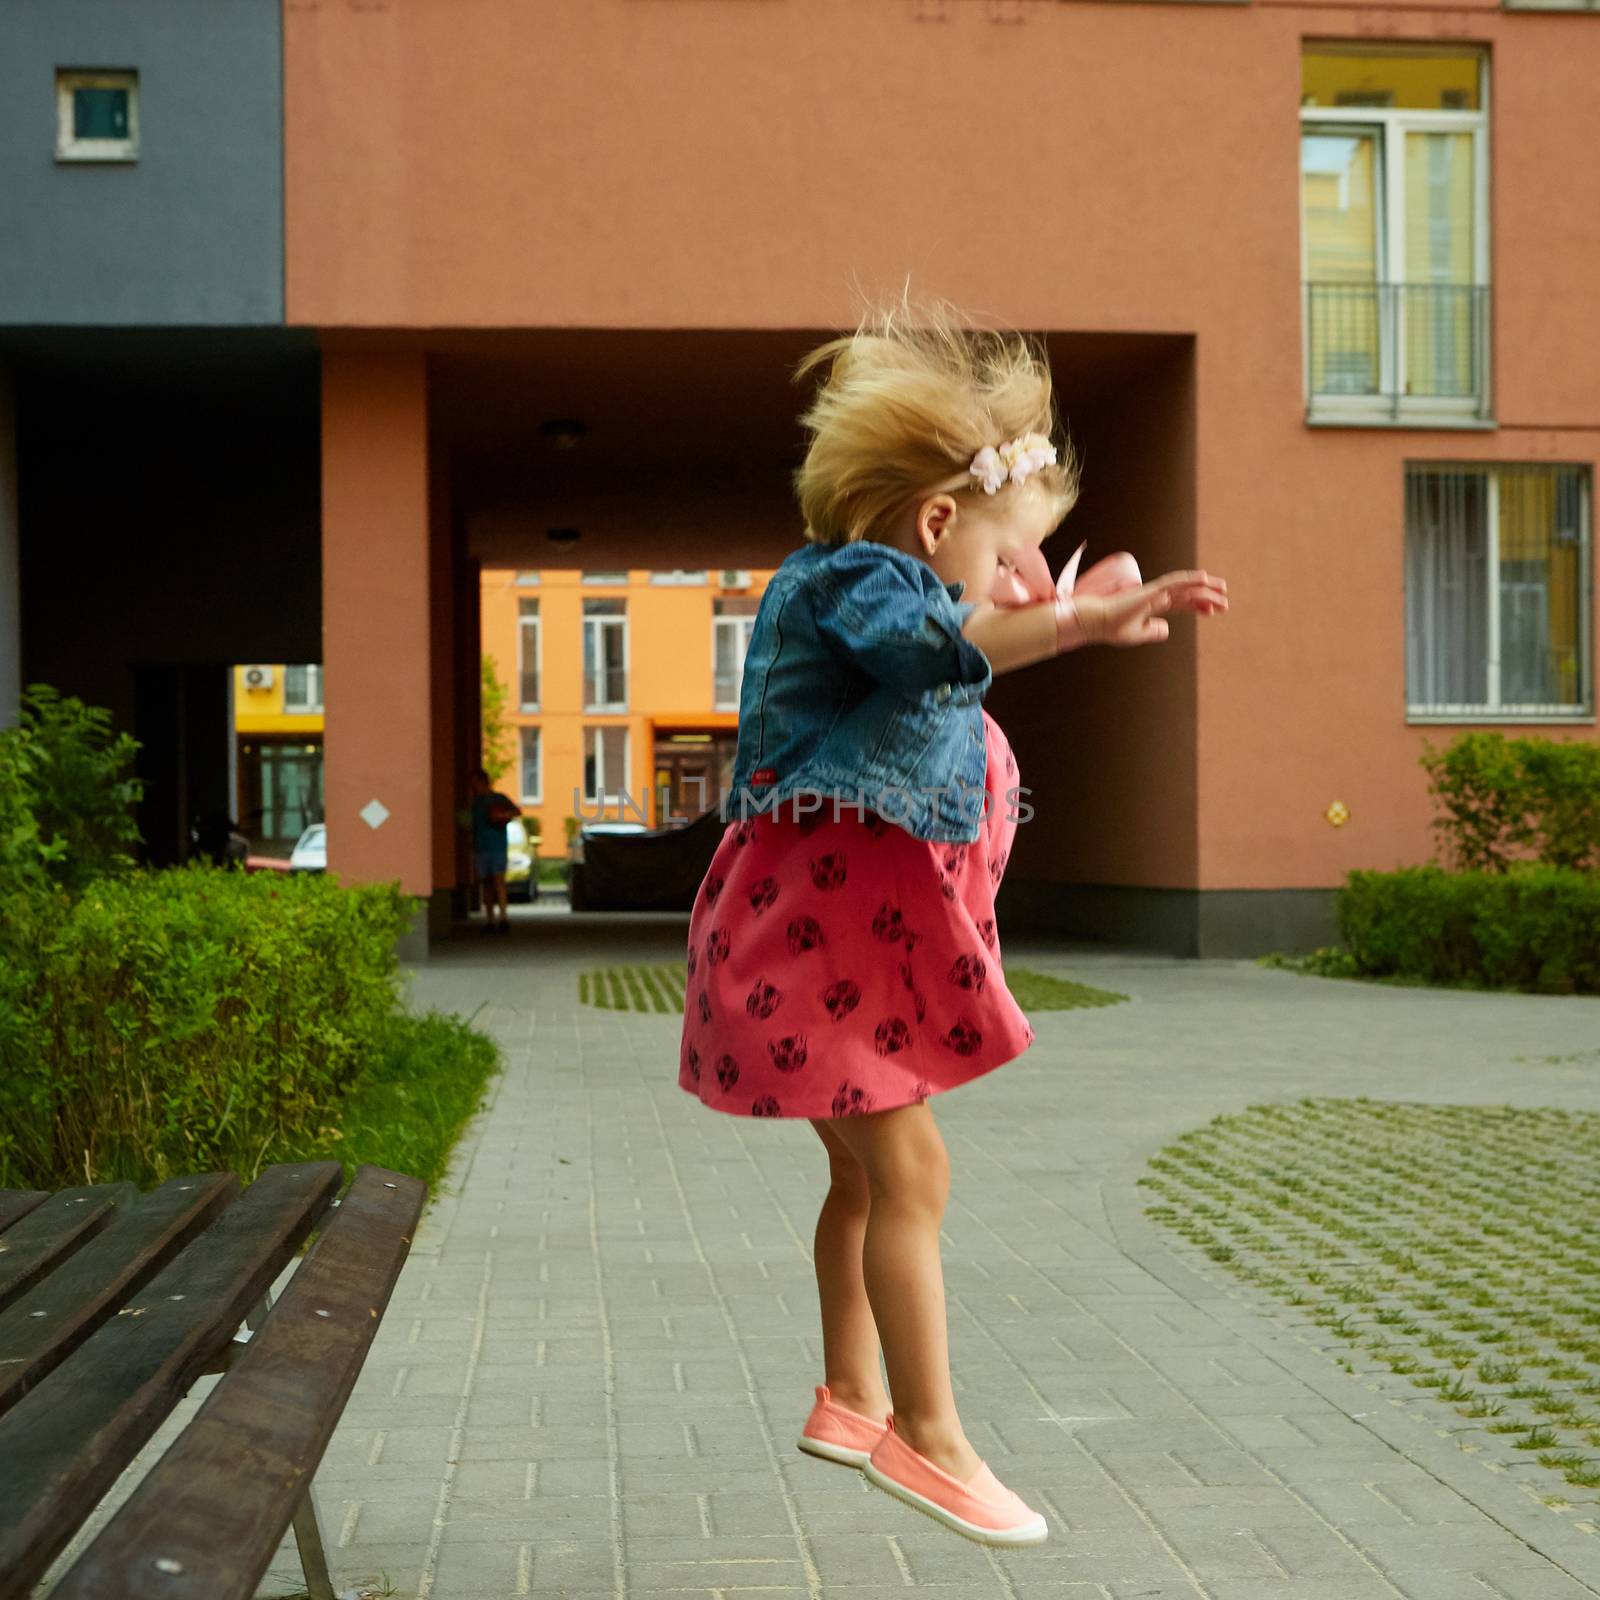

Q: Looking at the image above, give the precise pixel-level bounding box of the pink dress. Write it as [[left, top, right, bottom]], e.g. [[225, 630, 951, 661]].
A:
[[678, 711, 1034, 1119]]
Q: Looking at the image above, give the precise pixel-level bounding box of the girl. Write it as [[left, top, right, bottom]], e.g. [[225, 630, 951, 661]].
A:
[[677, 297, 1228, 1545]]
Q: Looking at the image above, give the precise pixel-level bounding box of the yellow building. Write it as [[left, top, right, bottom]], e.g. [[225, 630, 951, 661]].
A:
[[479, 568, 773, 859], [231, 664, 325, 851]]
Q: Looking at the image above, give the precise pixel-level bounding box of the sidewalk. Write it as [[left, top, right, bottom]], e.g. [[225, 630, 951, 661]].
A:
[[41, 915, 1600, 1599], [315, 916, 1600, 1599]]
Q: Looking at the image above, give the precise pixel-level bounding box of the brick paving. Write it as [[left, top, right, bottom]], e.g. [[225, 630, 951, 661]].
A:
[[36, 912, 1600, 1599]]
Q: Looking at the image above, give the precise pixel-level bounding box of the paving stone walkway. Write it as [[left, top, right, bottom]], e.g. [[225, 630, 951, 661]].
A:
[[36, 913, 1600, 1600]]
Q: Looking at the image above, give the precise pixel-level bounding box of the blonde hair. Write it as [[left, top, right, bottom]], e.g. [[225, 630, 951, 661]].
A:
[[793, 293, 1081, 546]]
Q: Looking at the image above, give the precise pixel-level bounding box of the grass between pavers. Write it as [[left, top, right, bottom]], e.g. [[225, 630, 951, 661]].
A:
[[578, 964, 1127, 1014], [1140, 1097, 1600, 1508]]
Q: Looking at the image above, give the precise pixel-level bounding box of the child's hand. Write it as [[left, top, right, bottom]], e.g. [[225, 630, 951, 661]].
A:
[[1070, 570, 1229, 647]]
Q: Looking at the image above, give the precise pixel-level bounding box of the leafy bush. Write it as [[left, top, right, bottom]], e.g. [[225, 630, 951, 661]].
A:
[[1421, 732, 1600, 875], [1338, 865, 1600, 995], [0, 685, 500, 1196], [0, 684, 142, 895], [0, 865, 423, 1188], [296, 1007, 500, 1194]]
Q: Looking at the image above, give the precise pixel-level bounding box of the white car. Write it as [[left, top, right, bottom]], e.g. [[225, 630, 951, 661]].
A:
[[506, 818, 538, 903], [288, 824, 327, 873]]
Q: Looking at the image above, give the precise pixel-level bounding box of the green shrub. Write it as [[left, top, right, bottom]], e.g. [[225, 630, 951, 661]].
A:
[[0, 684, 142, 896], [294, 1007, 499, 1196], [1338, 865, 1600, 994], [0, 865, 417, 1188], [1421, 732, 1600, 875]]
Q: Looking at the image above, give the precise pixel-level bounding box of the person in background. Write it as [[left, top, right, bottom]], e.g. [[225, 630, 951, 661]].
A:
[[467, 767, 520, 935]]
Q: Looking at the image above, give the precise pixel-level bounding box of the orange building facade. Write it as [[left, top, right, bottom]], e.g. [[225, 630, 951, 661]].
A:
[[21, 0, 1579, 955], [479, 568, 772, 854]]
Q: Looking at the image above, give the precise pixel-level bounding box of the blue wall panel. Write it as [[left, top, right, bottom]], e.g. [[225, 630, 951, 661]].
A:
[[0, 0, 283, 325]]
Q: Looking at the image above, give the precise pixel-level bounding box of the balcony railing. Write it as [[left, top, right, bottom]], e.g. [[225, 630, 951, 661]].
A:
[[1304, 281, 1491, 424]]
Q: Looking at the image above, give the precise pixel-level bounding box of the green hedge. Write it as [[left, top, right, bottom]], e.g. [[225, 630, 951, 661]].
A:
[[0, 866, 430, 1189], [1422, 731, 1600, 874], [1338, 865, 1600, 995]]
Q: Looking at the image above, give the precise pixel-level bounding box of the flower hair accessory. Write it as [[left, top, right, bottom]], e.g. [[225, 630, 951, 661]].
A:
[[968, 432, 1057, 495]]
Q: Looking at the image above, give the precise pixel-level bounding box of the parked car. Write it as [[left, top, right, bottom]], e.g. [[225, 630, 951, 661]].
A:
[[243, 853, 293, 874], [288, 824, 327, 873], [505, 818, 539, 904], [189, 812, 250, 868], [567, 813, 721, 911]]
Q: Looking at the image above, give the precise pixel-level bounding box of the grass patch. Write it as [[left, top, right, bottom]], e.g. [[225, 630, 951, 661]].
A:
[[295, 1009, 500, 1198], [579, 962, 1126, 1014], [1140, 1098, 1600, 1505], [580, 965, 686, 1014], [1004, 968, 1129, 1011]]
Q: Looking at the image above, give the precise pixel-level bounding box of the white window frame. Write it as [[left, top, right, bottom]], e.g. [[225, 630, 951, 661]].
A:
[[282, 664, 324, 714], [518, 600, 541, 711], [712, 613, 758, 712], [519, 725, 543, 805], [581, 571, 628, 585], [56, 69, 139, 163], [649, 570, 709, 586], [583, 602, 628, 712], [1404, 462, 1594, 723], [1300, 52, 1491, 427], [582, 725, 630, 806]]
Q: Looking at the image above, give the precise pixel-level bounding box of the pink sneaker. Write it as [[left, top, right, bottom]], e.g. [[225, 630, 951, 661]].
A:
[[862, 1415, 1048, 1545], [796, 1384, 891, 1468]]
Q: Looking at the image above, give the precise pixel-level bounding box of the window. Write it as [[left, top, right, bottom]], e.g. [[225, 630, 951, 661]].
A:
[[518, 599, 541, 710], [582, 571, 628, 584], [56, 70, 139, 162], [713, 599, 760, 711], [1300, 45, 1489, 424], [583, 726, 630, 805], [519, 726, 543, 804], [514, 571, 541, 586], [583, 599, 628, 710], [1405, 463, 1592, 719], [650, 570, 709, 586], [282, 664, 324, 713]]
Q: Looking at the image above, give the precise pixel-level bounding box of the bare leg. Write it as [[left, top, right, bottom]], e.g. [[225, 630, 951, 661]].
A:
[[823, 1100, 981, 1482], [808, 1120, 891, 1423], [492, 872, 509, 920]]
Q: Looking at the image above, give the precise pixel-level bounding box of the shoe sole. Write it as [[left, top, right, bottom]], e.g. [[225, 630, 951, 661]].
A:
[[796, 1434, 873, 1468], [861, 1459, 1049, 1546]]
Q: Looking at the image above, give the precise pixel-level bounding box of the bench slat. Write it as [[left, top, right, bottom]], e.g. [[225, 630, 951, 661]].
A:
[[0, 1185, 137, 1315], [0, 1194, 50, 1235], [0, 1173, 239, 1418], [50, 1165, 427, 1600], [0, 1161, 342, 1600]]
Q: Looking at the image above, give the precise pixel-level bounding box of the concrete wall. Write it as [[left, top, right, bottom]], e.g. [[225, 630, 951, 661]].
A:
[[0, 0, 283, 325], [284, 1, 1599, 923]]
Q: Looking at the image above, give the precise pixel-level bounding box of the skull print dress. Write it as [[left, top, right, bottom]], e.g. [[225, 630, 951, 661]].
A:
[[678, 711, 1035, 1120]]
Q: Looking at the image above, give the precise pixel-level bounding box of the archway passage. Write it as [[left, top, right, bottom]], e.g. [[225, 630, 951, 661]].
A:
[[320, 328, 1197, 953]]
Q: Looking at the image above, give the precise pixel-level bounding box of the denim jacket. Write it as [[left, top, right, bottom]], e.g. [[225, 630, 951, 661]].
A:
[[725, 540, 994, 844]]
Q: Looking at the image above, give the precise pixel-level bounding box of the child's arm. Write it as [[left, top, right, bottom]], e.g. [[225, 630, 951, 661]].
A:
[[958, 600, 1063, 676], [963, 569, 1229, 677]]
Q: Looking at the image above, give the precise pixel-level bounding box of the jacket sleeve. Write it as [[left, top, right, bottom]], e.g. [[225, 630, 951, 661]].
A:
[[811, 543, 992, 699]]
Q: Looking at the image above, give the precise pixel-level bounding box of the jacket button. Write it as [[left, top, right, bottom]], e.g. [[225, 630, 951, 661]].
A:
[[935, 683, 952, 704]]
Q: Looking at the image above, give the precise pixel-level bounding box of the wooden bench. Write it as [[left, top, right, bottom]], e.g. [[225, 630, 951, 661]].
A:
[[0, 1161, 426, 1600]]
